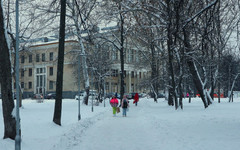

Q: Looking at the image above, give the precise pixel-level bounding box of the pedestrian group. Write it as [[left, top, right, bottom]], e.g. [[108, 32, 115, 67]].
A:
[[110, 93, 139, 117]]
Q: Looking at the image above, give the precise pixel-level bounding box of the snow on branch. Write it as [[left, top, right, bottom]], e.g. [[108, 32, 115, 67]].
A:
[[183, 0, 219, 29]]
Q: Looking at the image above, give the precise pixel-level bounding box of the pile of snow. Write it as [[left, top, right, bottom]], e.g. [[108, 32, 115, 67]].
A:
[[0, 98, 240, 150]]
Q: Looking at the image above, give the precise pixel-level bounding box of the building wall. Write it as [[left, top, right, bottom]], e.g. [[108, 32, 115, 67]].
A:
[[18, 40, 79, 98], [18, 40, 150, 98]]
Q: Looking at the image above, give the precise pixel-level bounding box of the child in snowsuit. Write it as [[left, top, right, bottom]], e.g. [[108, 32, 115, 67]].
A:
[[121, 95, 129, 117], [110, 95, 119, 116]]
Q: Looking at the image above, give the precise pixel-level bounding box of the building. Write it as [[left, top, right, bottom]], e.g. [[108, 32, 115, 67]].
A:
[[18, 39, 150, 99]]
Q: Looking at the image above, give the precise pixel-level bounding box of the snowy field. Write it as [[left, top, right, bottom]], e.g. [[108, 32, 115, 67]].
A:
[[0, 97, 240, 150]]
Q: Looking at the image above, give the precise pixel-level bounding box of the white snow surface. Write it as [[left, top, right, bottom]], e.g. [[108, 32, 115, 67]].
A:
[[0, 98, 240, 150]]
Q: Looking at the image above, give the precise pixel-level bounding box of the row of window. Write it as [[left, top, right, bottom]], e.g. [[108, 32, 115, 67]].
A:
[[111, 69, 143, 78], [110, 49, 139, 63], [20, 67, 54, 77], [104, 82, 135, 92], [21, 49, 139, 64], [15, 80, 54, 90], [21, 52, 54, 63]]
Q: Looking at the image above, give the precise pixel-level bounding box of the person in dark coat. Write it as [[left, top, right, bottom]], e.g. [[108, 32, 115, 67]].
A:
[[121, 95, 129, 117]]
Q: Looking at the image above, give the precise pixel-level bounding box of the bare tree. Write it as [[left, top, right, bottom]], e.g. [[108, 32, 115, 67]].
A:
[[0, 0, 16, 139], [52, 0, 66, 126], [97, 0, 134, 100]]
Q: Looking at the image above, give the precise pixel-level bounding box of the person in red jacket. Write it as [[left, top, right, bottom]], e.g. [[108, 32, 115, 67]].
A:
[[110, 95, 119, 116], [133, 93, 139, 106]]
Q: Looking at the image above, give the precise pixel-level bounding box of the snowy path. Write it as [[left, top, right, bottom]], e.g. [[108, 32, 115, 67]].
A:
[[49, 99, 240, 150], [73, 103, 161, 150]]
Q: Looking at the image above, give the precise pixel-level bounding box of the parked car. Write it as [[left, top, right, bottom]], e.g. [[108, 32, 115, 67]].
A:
[[106, 92, 115, 99], [157, 93, 165, 98], [89, 90, 98, 96], [128, 92, 137, 99], [75, 91, 85, 100], [75, 90, 98, 100], [45, 93, 56, 99], [106, 92, 120, 99], [149, 92, 166, 98], [32, 94, 43, 99]]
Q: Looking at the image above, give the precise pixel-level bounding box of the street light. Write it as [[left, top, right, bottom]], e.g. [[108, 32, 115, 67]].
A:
[[15, 1, 21, 150], [77, 55, 81, 121], [104, 79, 106, 107], [71, 50, 88, 121], [89, 67, 96, 112]]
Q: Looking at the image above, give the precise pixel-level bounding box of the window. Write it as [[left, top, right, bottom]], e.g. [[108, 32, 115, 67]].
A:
[[111, 69, 118, 77], [21, 82, 24, 88], [131, 71, 134, 78], [21, 69, 24, 77], [36, 54, 40, 62], [42, 53, 45, 62], [104, 45, 110, 59], [29, 68, 32, 76], [112, 49, 118, 60], [21, 55, 25, 63], [124, 52, 127, 63], [49, 67, 53, 76], [129, 49, 134, 63], [29, 55, 32, 63], [49, 52, 54, 61], [136, 51, 139, 62], [106, 82, 109, 91], [28, 82, 32, 89], [37, 68, 46, 74], [49, 81, 54, 89], [131, 84, 134, 92]]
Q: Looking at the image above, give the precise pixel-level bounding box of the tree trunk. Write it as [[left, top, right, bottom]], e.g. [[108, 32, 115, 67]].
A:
[[8, 28, 22, 107], [188, 86, 192, 103], [53, 0, 66, 126], [150, 42, 158, 103], [119, 4, 125, 101], [183, 28, 208, 108], [228, 73, 240, 102], [80, 39, 90, 105], [71, 0, 90, 105], [0, 2, 16, 139], [167, 1, 177, 108]]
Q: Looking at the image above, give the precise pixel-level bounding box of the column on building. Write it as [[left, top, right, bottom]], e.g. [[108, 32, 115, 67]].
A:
[[128, 71, 131, 93], [109, 79, 112, 93], [135, 71, 139, 92]]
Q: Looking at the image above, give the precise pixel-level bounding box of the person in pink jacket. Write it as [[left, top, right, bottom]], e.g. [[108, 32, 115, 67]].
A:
[[110, 95, 119, 116]]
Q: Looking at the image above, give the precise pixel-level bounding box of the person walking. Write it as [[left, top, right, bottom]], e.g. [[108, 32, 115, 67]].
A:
[[121, 95, 129, 117], [110, 95, 119, 117], [133, 93, 139, 106]]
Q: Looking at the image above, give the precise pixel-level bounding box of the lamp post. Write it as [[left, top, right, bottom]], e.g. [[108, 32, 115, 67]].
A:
[[77, 54, 88, 120], [91, 68, 94, 112], [77, 55, 81, 121], [103, 80, 106, 107], [72, 50, 94, 113], [71, 50, 88, 121], [15, 0, 21, 150], [89, 67, 96, 112]]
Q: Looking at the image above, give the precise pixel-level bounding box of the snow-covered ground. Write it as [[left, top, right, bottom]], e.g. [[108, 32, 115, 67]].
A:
[[0, 97, 240, 150]]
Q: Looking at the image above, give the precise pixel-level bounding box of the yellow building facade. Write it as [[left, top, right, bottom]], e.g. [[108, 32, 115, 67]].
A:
[[18, 40, 150, 98]]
